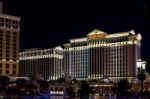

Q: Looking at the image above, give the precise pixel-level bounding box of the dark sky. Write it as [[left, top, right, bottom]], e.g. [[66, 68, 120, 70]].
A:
[[2, 0, 150, 59]]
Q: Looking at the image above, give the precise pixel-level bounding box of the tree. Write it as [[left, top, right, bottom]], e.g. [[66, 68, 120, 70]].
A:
[[116, 79, 131, 96], [0, 75, 10, 93], [66, 86, 76, 98], [89, 79, 97, 84], [37, 80, 48, 93], [71, 78, 78, 84], [112, 83, 117, 96], [16, 78, 26, 85], [145, 58, 150, 74], [66, 78, 79, 98], [0, 75, 10, 82], [79, 81, 90, 98], [57, 77, 66, 84], [89, 86, 96, 95]]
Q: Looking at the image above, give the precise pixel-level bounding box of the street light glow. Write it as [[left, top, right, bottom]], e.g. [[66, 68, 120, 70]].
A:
[[136, 59, 146, 70]]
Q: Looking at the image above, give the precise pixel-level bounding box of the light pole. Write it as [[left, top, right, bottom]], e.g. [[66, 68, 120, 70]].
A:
[[137, 59, 146, 96]]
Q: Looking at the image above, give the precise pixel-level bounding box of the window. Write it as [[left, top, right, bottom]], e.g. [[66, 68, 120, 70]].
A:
[[6, 53, 9, 57], [6, 34, 10, 38], [0, 69, 2, 74], [6, 70, 9, 74], [6, 64, 9, 69], [1, 18, 4, 22], [5, 19, 8, 22], [13, 64, 16, 69], [13, 51, 16, 54], [12, 20, 16, 24], [6, 42, 10, 45], [8, 19, 11, 23], [13, 58, 16, 61], [6, 50, 10, 53], [13, 39, 16, 42], [13, 32, 17, 36], [0, 63, 2, 69], [6, 46, 9, 50], [0, 30, 3, 33], [13, 47, 16, 50], [6, 38, 10, 42], [6, 31, 10, 35], [6, 58, 9, 62], [13, 70, 16, 75]]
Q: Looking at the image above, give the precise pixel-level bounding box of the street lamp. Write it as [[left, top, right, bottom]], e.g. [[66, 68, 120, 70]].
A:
[[137, 59, 147, 95], [137, 60, 146, 72]]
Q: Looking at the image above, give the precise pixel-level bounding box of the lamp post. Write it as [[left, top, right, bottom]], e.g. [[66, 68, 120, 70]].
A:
[[137, 59, 146, 96]]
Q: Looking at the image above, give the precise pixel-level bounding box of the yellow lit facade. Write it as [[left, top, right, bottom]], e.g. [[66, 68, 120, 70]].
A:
[[0, 1, 20, 76]]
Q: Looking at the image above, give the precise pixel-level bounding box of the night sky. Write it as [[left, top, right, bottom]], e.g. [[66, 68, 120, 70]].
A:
[[2, 0, 150, 59]]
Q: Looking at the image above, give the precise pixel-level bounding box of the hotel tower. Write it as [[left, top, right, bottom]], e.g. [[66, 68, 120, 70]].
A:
[[64, 29, 142, 82], [0, 1, 20, 75], [19, 46, 63, 80]]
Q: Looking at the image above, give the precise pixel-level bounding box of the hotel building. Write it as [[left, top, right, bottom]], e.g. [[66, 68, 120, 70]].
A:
[[19, 46, 63, 80], [64, 29, 142, 82], [0, 1, 20, 75]]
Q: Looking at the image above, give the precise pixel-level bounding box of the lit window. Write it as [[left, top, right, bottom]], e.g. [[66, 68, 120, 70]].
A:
[[6, 70, 9, 74]]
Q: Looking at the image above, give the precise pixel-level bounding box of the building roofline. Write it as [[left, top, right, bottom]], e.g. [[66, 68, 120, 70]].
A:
[[0, 14, 21, 20], [69, 37, 87, 43], [87, 29, 106, 36]]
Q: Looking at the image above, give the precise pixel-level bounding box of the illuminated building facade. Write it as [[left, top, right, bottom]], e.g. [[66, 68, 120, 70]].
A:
[[0, 1, 20, 75], [19, 46, 63, 80], [63, 39, 88, 80], [64, 29, 142, 82]]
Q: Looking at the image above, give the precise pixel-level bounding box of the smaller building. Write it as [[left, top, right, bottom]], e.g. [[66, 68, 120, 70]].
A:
[[19, 46, 63, 80], [49, 84, 64, 96], [90, 77, 114, 96], [9, 76, 30, 82], [131, 77, 150, 94]]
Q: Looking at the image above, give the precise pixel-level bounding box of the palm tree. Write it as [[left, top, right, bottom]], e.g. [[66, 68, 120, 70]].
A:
[[79, 80, 90, 98], [116, 79, 131, 97]]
